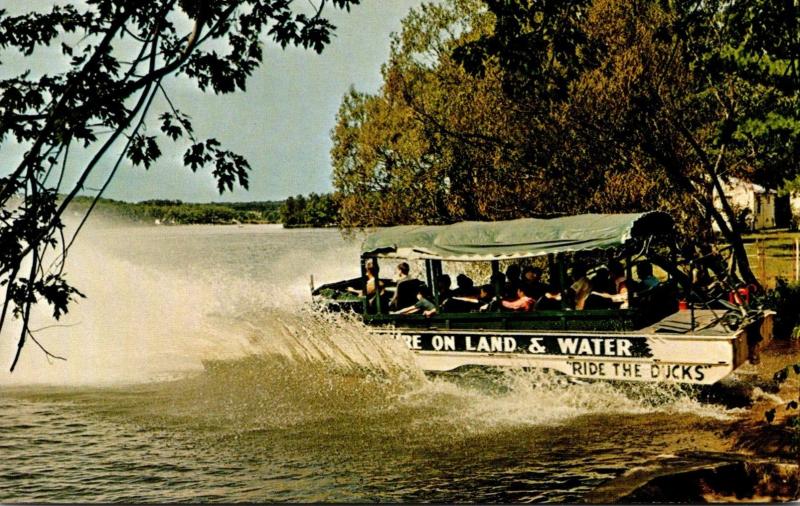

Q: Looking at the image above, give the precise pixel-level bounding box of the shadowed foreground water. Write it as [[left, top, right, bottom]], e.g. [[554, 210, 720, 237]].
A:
[[0, 224, 740, 502]]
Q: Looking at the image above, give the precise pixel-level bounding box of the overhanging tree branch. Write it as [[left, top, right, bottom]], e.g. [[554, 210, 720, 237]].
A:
[[0, 0, 361, 370], [0, 7, 132, 203]]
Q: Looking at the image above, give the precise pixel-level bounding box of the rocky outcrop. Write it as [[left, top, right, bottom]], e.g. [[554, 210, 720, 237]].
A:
[[584, 452, 798, 503]]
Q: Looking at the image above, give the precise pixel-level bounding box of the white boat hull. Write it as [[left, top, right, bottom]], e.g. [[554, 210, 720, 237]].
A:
[[369, 311, 774, 385]]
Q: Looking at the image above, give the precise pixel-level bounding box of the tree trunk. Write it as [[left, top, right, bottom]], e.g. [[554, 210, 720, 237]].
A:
[[668, 123, 762, 290], [706, 194, 761, 288], [641, 139, 761, 290], [708, 179, 761, 289]]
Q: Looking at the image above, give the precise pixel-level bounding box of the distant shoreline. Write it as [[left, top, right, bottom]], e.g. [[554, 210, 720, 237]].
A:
[[65, 196, 338, 228]]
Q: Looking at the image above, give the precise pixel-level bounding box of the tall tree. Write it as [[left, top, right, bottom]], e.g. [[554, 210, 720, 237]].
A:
[[332, 0, 535, 227], [331, 0, 699, 229], [333, 0, 798, 290], [0, 0, 359, 370], [455, 0, 800, 287]]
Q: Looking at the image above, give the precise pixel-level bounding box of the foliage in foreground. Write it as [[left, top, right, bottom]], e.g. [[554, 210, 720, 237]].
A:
[[766, 362, 800, 456], [0, 0, 358, 370], [760, 279, 800, 340]]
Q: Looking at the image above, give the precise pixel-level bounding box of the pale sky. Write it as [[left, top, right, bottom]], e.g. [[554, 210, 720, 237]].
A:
[[1, 2, 420, 203]]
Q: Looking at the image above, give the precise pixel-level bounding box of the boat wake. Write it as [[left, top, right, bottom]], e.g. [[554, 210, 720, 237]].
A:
[[0, 223, 738, 433]]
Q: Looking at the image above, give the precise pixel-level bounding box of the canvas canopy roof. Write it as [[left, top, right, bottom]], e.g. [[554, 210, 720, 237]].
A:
[[361, 212, 674, 262]]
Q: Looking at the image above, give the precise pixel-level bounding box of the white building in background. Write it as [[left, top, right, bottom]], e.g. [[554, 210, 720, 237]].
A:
[[713, 177, 777, 231]]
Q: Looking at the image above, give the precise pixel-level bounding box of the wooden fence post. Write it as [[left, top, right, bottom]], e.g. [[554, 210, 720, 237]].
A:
[[795, 237, 799, 282]]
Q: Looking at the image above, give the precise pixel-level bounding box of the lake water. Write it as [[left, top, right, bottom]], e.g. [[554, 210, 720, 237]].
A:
[[0, 223, 742, 502]]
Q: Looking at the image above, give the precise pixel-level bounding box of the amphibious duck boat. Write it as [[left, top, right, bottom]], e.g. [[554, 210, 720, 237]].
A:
[[313, 213, 773, 385]]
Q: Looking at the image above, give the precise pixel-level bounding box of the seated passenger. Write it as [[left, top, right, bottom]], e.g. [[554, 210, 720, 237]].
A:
[[392, 285, 437, 317], [570, 263, 592, 310], [389, 279, 422, 311], [501, 286, 535, 312], [636, 262, 660, 291], [536, 283, 564, 310], [476, 284, 497, 311], [490, 271, 506, 293], [388, 262, 417, 310], [393, 262, 411, 284], [590, 261, 630, 309], [346, 260, 383, 298], [583, 267, 613, 309], [543, 264, 592, 310], [521, 266, 547, 301], [436, 274, 453, 301], [503, 264, 522, 299], [610, 261, 628, 297], [446, 283, 496, 312], [590, 267, 613, 294], [451, 273, 477, 298]]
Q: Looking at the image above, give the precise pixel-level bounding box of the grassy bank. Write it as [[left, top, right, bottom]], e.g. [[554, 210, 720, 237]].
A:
[[743, 230, 800, 288]]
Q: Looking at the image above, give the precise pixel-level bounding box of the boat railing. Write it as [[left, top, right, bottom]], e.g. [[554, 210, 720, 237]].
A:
[[365, 308, 643, 332]]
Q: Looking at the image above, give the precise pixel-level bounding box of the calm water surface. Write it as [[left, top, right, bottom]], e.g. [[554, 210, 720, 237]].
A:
[[0, 224, 739, 502]]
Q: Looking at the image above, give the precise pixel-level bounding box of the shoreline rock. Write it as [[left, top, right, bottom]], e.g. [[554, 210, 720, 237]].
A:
[[584, 340, 800, 503], [584, 452, 797, 503]]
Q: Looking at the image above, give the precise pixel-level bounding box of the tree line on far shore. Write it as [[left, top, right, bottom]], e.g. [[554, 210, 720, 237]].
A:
[[280, 193, 339, 228], [67, 193, 339, 227]]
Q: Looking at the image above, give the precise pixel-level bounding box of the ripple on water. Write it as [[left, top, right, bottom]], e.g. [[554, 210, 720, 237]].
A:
[[0, 368, 743, 503], [0, 225, 747, 502]]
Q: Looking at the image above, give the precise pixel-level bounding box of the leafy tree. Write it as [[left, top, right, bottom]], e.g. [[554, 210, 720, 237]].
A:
[[454, 0, 800, 287], [333, 0, 799, 289], [332, 0, 533, 227], [331, 86, 443, 227], [279, 192, 338, 226], [294, 194, 307, 220], [0, 0, 358, 370], [332, 0, 691, 227], [280, 195, 297, 225]]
